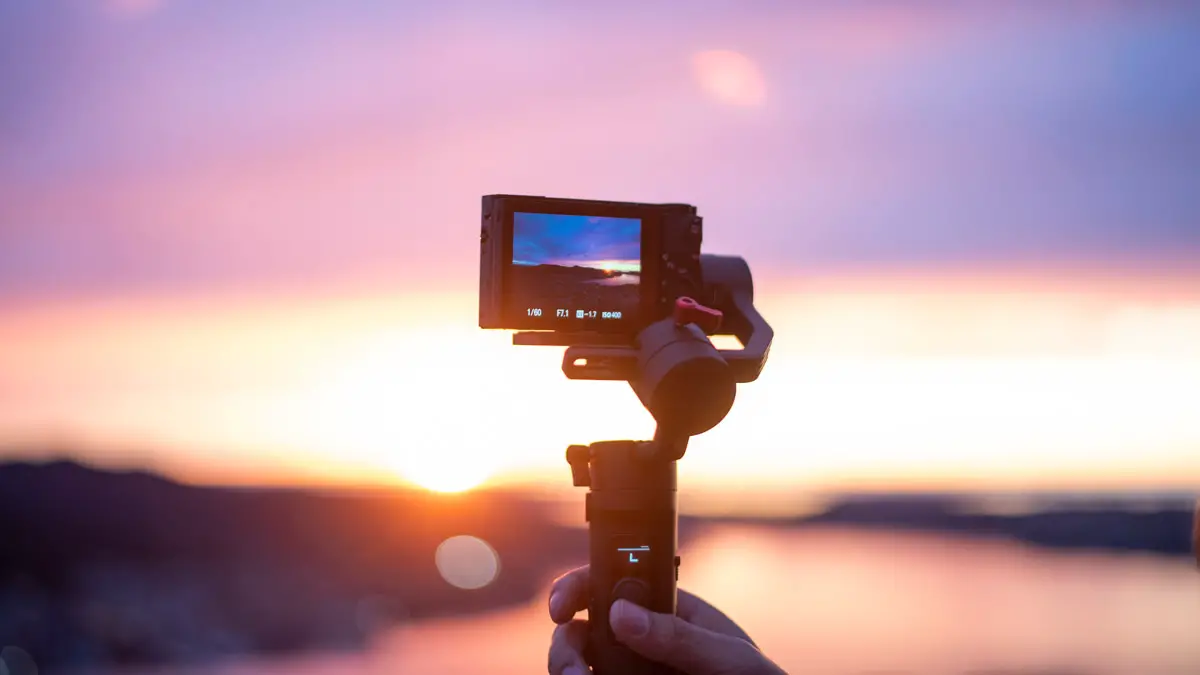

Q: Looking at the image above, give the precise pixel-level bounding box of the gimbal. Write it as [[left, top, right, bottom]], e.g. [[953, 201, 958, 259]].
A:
[[515, 254, 773, 675]]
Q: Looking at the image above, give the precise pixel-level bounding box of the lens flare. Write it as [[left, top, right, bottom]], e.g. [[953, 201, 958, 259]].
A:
[[435, 535, 500, 590], [0, 646, 36, 675], [692, 50, 767, 107]]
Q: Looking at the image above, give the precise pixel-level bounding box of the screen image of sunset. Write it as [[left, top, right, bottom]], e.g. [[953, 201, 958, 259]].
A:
[[512, 212, 641, 273], [3, 4, 1200, 673], [513, 258, 641, 273], [510, 212, 642, 317]]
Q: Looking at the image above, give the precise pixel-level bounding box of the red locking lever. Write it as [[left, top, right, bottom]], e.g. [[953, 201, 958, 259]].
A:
[[673, 296, 723, 333]]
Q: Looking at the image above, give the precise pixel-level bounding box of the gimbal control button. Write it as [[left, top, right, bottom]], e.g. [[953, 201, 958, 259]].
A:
[[674, 296, 723, 333], [612, 578, 652, 608]]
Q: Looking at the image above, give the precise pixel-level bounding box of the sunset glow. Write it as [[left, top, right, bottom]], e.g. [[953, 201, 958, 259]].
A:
[[2, 2, 1198, 502], [2, 267, 1198, 494], [572, 259, 641, 274], [309, 329, 500, 493]]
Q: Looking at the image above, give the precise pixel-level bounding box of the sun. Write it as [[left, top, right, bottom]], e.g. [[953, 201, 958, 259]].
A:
[[302, 328, 505, 495], [400, 455, 491, 493]]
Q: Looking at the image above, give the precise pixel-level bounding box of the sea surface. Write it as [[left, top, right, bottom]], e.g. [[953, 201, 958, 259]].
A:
[[86, 525, 1200, 675]]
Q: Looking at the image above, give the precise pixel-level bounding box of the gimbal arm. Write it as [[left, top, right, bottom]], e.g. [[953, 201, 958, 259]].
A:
[[556, 254, 773, 383], [697, 254, 773, 384]]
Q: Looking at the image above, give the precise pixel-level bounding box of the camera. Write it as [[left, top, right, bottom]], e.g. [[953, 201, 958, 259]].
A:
[[478, 194, 704, 339]]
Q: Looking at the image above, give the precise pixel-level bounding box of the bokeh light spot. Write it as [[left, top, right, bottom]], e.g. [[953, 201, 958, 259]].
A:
[[692, 49, 767, 107], [435, 536, 500, 590], [0, 646, 37, 675]]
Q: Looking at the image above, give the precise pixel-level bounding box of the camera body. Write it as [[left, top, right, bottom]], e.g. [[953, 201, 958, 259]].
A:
[[478, 195, 704, 340]]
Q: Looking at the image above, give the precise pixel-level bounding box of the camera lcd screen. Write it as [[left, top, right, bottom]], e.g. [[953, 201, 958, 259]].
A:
[[511, 212, 642, 326]]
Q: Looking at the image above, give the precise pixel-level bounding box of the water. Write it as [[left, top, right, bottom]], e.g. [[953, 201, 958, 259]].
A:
[[88, 526, 1200, 675], [584, 273, 639, 285]]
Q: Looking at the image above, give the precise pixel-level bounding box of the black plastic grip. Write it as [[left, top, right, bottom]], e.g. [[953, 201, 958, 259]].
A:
[[582, 442, 682, 675]]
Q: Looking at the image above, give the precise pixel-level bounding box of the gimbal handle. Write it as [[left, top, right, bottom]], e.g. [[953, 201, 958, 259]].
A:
[[546, 255, 772, 674], [567, 438, 683, 675]]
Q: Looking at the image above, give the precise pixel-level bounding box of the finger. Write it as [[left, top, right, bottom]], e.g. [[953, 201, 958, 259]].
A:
[[676, 589, 756, 647], [610, 600, 768, 675], [547, 619, 591, 675], [549, 566, 590, 624]]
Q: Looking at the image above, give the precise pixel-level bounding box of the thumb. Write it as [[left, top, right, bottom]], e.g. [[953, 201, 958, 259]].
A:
[[610, 599, 765, 675]]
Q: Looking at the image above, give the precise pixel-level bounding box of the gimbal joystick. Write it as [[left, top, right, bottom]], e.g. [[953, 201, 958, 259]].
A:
[[555, 254, 773, 675]]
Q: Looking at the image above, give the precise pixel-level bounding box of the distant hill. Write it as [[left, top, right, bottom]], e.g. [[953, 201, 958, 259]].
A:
[[507, 263, 640, 315], [730, 492, 1196, 558], [0, 460, 591, 669]]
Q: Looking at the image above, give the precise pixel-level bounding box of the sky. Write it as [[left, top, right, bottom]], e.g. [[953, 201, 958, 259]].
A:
[[512, 213, 641, 269], [1, 0, 1199, 501]]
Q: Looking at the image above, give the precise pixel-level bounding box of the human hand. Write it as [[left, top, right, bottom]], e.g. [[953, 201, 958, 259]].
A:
[[547, 565, 787, 675]]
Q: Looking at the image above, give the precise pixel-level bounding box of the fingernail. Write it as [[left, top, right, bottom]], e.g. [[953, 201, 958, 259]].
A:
[[549, 591, 563, 616], [610, 599, 651, 637]]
